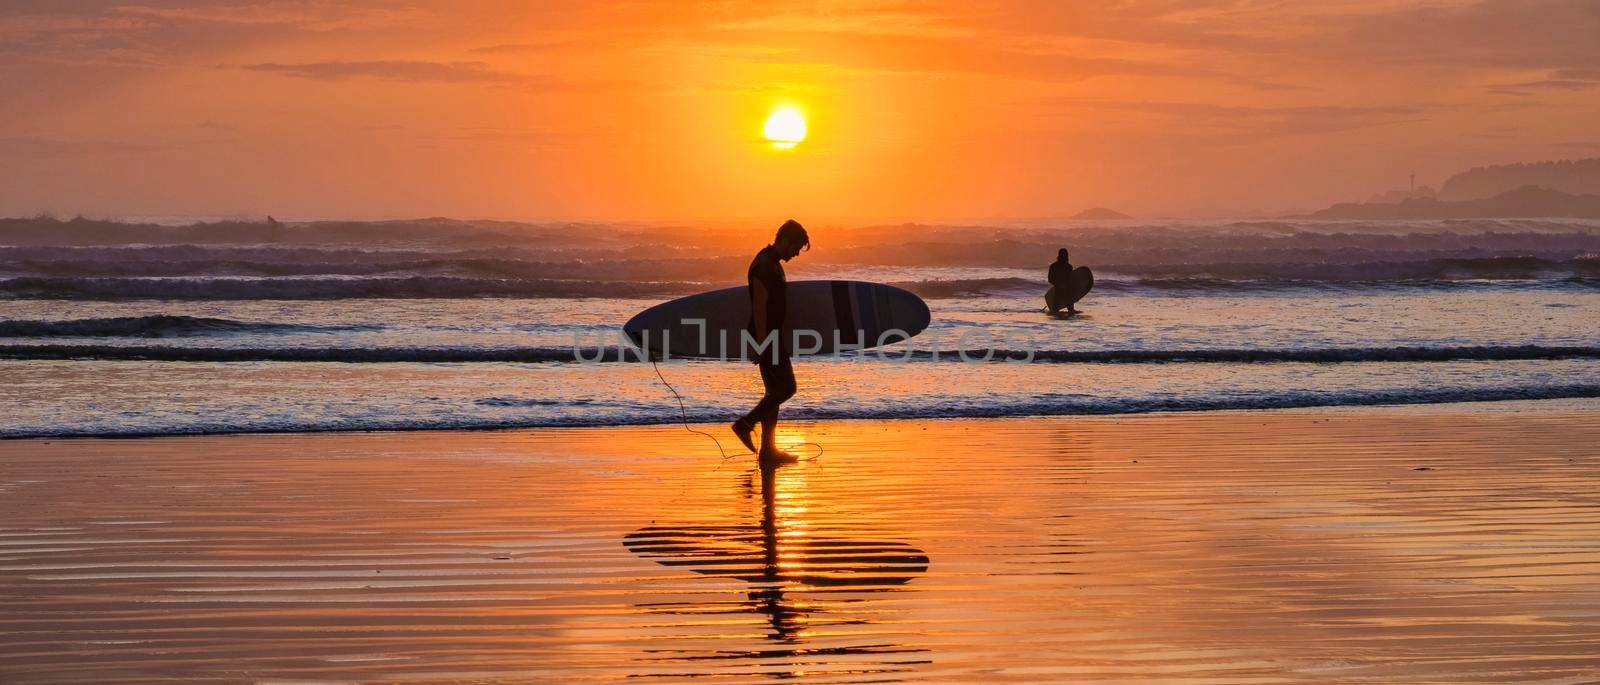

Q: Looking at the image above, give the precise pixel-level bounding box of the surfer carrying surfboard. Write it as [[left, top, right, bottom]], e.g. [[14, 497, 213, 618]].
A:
[[732, 219, 810, 462], [1045, 248, 1093, 316], [1048, 249, 1078, 315]]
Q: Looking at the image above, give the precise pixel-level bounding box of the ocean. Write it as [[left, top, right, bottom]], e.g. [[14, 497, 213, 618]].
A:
[[1, 218, 1596, 437]]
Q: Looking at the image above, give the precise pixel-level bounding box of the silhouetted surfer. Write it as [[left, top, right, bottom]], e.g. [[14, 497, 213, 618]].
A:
[[1048, 248, 1079, 315], [732, 220, 810, 463]]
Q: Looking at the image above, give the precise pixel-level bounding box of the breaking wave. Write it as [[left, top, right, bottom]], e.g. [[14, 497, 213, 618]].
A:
[[3, 343, 1596, 364], [0, 276, 708, 300], [2, 230, 1598, 300], [1099, 256, 1600, 282], [0, 344, 612, 362], [896, 274, 1600, 298], [2, 271, 1597, 302], [0, 315, 360, 338], [892, 345, 1600, 363], [8, 384, 1599, 438]]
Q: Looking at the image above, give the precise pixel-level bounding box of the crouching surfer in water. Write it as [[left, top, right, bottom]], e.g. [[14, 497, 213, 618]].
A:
[[732, 219, 810, 463], [1048, 247, 1080, 316]]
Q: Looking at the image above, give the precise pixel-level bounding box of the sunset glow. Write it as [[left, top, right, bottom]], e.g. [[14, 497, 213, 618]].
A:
[[2, 2, 1594, 220]]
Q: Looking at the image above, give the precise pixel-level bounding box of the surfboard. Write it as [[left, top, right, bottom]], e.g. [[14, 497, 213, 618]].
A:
[[624, 280, 931, 360], [1045, 266, 1094, 315]]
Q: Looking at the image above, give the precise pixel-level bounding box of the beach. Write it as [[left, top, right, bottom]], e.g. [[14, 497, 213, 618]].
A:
[[9, 1, 1600, 681], [4, 401, 1598, 683]]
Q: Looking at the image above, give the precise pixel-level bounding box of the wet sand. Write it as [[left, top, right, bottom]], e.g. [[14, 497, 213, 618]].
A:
[[2, 403, 1599, 683]]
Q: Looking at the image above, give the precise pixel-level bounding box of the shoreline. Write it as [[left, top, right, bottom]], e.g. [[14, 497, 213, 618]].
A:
[[5, 396, 1599, 441]]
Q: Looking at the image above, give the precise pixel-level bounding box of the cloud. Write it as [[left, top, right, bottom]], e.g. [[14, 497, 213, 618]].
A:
[[697, 29, 1224, 84], [1487, 67, 1600, 95], [922, 1, 1600, 91], [0, 137, 169, 158], [112, 3, 429, 31], [425, 126, 625, 149], [0, 2, 430, 68], [239, 60, 564, 87], [706, 9, 975, 40], [1052, 99, 1428, 141], [1489, 79, 1599, 95], [1310, 0, 1600, 70], [467, 41, 584, 55]]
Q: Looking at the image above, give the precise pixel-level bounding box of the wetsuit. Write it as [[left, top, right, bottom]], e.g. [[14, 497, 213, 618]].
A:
[[1047, 258, 1073, 312], [743, 245, 796, 425], [1048, 258, 1073, 290]]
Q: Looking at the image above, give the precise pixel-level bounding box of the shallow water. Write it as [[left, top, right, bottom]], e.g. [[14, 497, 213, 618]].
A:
[[2, 218, 1597, 436], [2, 407, 1598, 683], [0, 287, 1596, 436]]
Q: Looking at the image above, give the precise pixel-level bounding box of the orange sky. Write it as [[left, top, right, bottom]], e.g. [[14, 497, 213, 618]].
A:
[[2, 1, 1597, 220]]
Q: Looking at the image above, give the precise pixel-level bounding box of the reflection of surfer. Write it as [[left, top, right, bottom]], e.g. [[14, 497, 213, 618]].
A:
[[751, 462, 804, 640], [732, 220, 811, 463], [1048, 248, 1078, 315], [622, 460, 930, 648]]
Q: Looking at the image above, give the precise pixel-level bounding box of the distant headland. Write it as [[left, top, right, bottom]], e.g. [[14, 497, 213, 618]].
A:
[[1440, 158, 1600, 201], [1305, 186, 1600, 220], [1069, 207, 1134, 220], [1304, 157, 1600, 219]]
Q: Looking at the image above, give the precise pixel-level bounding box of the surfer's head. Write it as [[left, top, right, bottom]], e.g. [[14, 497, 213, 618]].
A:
[[775, 219, 810, 261], [1057, 248, 1069, 262]]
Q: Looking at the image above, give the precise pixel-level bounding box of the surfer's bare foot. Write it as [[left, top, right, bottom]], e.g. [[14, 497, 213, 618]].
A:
[[732, 419, 757, 453], [758, 448, 799, 464]]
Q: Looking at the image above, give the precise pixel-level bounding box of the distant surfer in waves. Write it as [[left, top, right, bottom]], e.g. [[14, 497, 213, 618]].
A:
[[732, 219, 810, 463], [1047, 248, 1080, 315]]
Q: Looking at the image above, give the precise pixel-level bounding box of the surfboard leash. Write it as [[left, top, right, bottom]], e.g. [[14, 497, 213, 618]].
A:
[[649, 360, 823, 463], [651, 360, 735, 461]]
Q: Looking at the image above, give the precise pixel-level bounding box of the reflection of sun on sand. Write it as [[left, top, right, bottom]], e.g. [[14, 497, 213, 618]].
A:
[[3, 404, 1600, 682]]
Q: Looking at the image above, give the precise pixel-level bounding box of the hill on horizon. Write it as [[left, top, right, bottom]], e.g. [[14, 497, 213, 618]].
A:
[[1307, 186, 1600, 220], [1440, 158, 1600, 201], [1069, 207, 1134, 220]]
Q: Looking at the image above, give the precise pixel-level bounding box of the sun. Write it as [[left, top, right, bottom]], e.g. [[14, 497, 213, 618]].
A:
[[763, 107, 807, 149]]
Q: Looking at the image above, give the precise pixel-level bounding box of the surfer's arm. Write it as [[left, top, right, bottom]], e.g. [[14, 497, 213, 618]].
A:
[[751, 279, 771, 338]]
